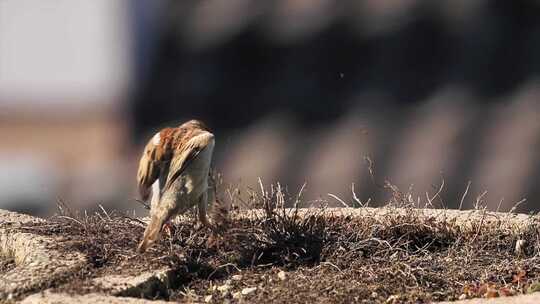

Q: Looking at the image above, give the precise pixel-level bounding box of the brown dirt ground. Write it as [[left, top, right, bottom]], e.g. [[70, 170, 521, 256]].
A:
[[7, 182, 540, 303], [10, 205, 540, 303]]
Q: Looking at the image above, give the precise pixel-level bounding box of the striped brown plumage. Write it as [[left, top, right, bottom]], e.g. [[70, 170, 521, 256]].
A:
[[136, 120, 215, 253]]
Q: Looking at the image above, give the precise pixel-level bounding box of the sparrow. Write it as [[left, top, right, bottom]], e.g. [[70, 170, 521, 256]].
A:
[[136, 119, 215, 253]]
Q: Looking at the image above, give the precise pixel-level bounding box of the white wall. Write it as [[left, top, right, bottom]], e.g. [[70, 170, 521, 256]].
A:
[[0, 0, 131, 109]]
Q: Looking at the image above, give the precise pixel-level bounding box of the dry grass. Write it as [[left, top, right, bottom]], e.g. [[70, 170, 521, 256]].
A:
[[8, 177, 540, 303], [0, 258, 15, 274]]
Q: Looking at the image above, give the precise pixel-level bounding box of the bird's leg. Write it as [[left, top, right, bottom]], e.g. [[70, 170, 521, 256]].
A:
[[196, 191, 212, 230], [162, 221, 175, 238]]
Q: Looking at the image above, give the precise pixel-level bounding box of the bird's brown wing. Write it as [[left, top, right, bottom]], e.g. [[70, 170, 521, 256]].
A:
[[137, 131, 173, 201], [163, 131, 215, 192]]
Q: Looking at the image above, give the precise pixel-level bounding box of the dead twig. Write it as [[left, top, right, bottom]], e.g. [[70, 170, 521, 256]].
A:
[[328, 193, 350, 208], [459, 181, 471, 210], [134, 198, 151, 210]]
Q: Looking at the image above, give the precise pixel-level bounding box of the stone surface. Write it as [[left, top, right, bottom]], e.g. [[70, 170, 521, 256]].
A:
[[93, 268, 176, 298], [2, 207, 539, 303], [438, 293, 540, 304], [240, 207, 534, 230], [0, 210, 86, 301], [21, 292, 169, 304]]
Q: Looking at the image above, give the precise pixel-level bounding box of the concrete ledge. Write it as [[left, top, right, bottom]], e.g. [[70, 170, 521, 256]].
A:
[[0, 210, 86, 301], [21, 292, 169, 304], [439, 293, 540, 304], [326, 207, 534, 227], [0, 209, 179, 301], [93, 268, 177, 298], [2, 207, 539, 303], [239, 207, 535, 230]]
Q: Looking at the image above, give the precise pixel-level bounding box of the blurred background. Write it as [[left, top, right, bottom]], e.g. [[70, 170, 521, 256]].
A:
[[1, 0, 540, 216]]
